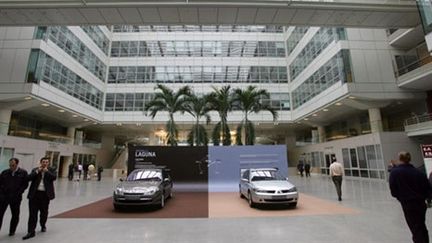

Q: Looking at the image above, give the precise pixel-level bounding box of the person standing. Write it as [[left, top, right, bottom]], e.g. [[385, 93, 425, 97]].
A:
[[297, 161, 304, 177], [0, 158, 28, 236], [22, 157, 57, 240], [390, 151, 431, 243], [97, 166, 103, 181], [87, 164, 95, 180], [329, 160, 344, 201], [67, 163, 74, 181], [304, 162, 311, 177]]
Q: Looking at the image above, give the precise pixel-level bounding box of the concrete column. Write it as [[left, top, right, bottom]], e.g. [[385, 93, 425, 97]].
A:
[[67, 127, 76, 145], [75, 130, 83, 146], [0, 109, 12, 136], [311, 129, 319, 144], [368, 108, 383, 133], [317, 126, 326, 143], [284, 133, 297, 167]]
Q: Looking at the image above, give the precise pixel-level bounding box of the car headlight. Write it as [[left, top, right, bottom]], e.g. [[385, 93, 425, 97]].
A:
[[115, 188, 124, 196], [253, 188, 267, 193], [144, 187, 159, 195], [287, 187, 297, 192]]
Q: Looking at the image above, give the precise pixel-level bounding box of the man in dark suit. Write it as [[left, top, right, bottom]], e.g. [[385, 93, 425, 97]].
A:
[[22, 157, 56, 240], [0, 158, 28, 236], [390, 151, 432, 243]]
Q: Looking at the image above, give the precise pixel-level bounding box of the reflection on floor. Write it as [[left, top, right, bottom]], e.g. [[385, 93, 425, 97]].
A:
[[0, 175, 430, 243]]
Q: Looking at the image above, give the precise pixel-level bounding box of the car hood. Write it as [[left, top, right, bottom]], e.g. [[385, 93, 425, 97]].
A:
[[251, 180, 295, 190], [117, 181, 160, 190]]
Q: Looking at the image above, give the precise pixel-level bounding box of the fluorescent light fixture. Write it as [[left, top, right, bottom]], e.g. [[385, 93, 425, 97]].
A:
[[93, 122, 97, 125], [349, 96, 356, 99], [312, 114, 317, 117], [116, 123, 122, 126], [304, 118, 309, 121], [58, 109, 65, 113], [72, 115, 78, 117], [41, 103, 50, 107], [323, 109, 329, 112], [24, 96, 32, 100], [84, 119, 89, 121], [335, 102, 342, 106]]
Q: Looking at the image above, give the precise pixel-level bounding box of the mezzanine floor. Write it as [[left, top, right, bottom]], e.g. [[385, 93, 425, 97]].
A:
[[0, 174, 429, 243]]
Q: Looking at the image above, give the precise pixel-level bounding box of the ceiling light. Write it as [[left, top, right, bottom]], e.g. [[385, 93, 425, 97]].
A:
[[72, 115, 78, 118], [136, 123, 142, 126], [335, 102, 342, 106], [323, 109, 329, 112], [41, 103, 50, 107], [349, 96, 356, 99], [312, 114, 317, 117], [304, 118, 309, 121], [24, 96, 32, 100], [58, 109, 65, 113], [84, 119, 89, 121], [397, 101, 403, 105], [116, 123, 122, 126], [93, 122, 97, 125]]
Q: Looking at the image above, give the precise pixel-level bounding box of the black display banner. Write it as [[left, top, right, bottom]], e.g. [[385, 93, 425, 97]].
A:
[[128, 146, 208, 183]]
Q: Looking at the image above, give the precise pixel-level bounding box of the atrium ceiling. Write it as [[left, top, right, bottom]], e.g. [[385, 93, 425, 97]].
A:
[[0, 0, 420, 27]]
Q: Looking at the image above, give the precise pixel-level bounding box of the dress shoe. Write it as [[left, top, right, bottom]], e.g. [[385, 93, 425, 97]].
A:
[[8, 232, 15, 236], [41, 226, 46, 232], [22, 232, 35, 240], [338, 197, 342, 201]]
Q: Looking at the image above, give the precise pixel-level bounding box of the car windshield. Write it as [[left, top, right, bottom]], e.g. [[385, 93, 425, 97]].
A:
[[250, 170, 285, 181], [127, 170, 162, 182]]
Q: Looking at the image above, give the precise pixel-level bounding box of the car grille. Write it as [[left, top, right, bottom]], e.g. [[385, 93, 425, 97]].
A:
[[281, 190, 291, 193], [124, 193, 143, 196], [264, 198, 294, 202]]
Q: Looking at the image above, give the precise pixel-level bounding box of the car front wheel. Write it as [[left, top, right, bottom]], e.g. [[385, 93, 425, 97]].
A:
[[239, 187, 245, 198], [248, 191, 255, 208], [160, 192, 165, 209]]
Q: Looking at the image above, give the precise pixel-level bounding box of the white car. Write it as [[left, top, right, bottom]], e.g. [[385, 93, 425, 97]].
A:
[[239, 168, 298, 208]]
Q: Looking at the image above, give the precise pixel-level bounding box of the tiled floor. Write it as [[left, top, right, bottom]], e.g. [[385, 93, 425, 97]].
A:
[[0, 175, 431, 243]]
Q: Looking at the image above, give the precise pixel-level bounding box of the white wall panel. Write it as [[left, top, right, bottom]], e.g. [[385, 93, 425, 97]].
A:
[[10, 49, 30, 82], [0, 49, 15, 82]]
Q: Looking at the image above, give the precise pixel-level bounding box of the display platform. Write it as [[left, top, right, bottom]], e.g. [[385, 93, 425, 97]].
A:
[[52, 192, 358, 219]]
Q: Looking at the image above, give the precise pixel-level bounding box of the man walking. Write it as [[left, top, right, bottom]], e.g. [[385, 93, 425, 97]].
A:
[[23, 157, 57, 240], [390, 151, 431, 243], [329, 160, 343, 201], [0, 158, 28, 236]]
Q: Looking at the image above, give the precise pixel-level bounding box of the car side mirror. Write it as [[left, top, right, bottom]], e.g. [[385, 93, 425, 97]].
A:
[[119, 178, 124, 182]]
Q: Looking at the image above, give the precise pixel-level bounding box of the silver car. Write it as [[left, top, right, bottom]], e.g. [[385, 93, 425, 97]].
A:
[[239, 168, 298, 208], [113, 168, 173, 210]]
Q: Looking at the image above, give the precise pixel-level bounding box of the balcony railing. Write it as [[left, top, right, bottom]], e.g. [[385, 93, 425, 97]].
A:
[[395, 55, 432, 77], [404, 113, 432, 126]]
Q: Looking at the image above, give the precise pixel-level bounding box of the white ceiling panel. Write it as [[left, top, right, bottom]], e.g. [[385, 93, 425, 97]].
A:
[[98, 8, 124, 24], [3, 9, 33, 25], [326, 11, 352, 26], [291, 9, 315, 25], [43, 9, 69, 25], [138, 8, 161, 23], [198, 8, 218, 24], [343, 11, 370, 27], [178, 7, 198, 24], [217, 8, 237, 24], [273, 9, 296, 24], [158, 8, 180, 23], [59, 8, 88, 24], [236, 8, 257, 24], [118, 8, 143, 24], [255, 8, 277, 24], [21, 9, 52, 25], [79, 8, 106, 24], [308, 10, 333, 26]]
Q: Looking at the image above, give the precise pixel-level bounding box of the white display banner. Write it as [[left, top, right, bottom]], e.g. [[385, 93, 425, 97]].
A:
[[421, 144, 432, 178]]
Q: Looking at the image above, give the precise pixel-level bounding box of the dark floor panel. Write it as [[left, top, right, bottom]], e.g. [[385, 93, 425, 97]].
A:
[[52, 192, 208, 218]]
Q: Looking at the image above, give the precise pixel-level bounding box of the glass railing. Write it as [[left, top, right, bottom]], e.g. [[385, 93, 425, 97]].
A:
[[395, 55, 432, 77]]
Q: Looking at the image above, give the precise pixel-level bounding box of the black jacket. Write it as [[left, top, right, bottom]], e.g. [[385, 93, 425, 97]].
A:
[[389, 163, 431, 202], [0, 167, 28, 202], [27, 167, 57, 200]]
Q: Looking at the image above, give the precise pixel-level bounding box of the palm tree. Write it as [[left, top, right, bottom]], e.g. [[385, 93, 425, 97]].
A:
[[232, 86, 278, 145], [208, 86, 233, 146], [144, 84, 191, 146], [184, 94, 211, 146]]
